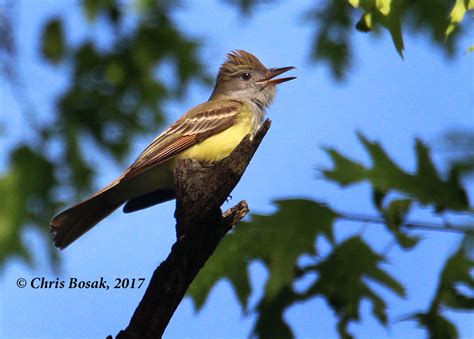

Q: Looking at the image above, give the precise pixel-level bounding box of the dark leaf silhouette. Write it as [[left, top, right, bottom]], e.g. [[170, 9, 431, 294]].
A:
[[304, 237, 405, 338], [405, 242, 474, 339], [189, 199, 337, 310], [324, 133, 469, 211], [40, 18, 65, 63]]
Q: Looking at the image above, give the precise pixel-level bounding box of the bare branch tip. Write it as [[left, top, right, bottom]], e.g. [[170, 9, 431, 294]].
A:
[[223, 200, 249, 226]]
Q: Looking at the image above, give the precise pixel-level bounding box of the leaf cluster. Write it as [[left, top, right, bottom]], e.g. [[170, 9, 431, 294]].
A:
[[308, 0, 472, 78], [324, 134, 469, 247], [0, 146, 59, 266], [406, 245, 474, 338], [189, 134, 473, 338], [0, 0, 207, 266]]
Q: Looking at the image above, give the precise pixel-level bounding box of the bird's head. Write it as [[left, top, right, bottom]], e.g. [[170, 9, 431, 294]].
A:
[[209, 50, 295, 109]]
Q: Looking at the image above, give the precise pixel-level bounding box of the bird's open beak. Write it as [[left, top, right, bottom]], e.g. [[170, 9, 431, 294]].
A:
[[257, 66, 296, 86]]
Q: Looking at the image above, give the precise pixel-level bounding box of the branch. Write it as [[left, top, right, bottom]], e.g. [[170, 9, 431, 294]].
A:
[[339, 212, 474, 235], [116, 119, 272, 338]]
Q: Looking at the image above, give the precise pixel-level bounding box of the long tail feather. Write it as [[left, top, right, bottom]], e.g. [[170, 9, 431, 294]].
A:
[[51, 192, 122, 249]]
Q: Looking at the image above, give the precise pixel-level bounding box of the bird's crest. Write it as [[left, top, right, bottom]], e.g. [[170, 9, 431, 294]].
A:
[[216, 50, 267, 82]]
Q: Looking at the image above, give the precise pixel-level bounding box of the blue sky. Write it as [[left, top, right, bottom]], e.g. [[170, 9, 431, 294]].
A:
[[1, 1, 473, 338]]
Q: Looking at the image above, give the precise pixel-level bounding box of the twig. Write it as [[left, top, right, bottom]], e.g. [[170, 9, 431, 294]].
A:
[[339, 212, 474, 235]]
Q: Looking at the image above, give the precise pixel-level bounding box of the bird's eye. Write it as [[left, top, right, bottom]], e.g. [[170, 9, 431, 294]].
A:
[[240, 72, 251, 81]]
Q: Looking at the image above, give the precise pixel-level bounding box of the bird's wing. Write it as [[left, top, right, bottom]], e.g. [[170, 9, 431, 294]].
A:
[[51, 100, 243, 248], [127, 99, 243, 179], [88, 100, 242, 199]]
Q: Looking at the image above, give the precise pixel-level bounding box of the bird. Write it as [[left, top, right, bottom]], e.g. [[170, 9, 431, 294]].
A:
[[50, 50, 296, 249]]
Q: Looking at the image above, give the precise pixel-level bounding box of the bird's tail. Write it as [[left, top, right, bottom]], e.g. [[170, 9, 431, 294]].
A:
[[51, 190, 122, 249]]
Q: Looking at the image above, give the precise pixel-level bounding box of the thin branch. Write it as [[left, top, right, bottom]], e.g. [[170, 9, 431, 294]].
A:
[[115, 120, 272, 338], [339, 212, 474, 235]]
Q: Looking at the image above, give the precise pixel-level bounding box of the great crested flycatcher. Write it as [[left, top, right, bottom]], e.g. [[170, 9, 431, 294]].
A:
[[51, 50, 295, 249]]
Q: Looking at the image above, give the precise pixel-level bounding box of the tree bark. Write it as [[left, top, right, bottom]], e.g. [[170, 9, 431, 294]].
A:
[[115, 119, 271, 338]]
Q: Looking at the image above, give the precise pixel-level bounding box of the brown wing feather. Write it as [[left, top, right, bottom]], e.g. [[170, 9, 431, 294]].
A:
[[50, 100, 242, 248], [119, 101, 242, 181], [123, 134, 197, 179]]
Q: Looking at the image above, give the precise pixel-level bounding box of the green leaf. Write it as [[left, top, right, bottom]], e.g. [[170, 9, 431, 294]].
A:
[[40, 18, 65, 63], [435, 246, 474, 310], [375, 0, 390, 15], [323, 148, 366, 186], [382, 0, 404, 58], [0, 145, 58, 266], [362, 134, 469, 211], [382, 199, 420, 249], [465, 45, 474, 54], [82, 0, 117, 22], [188, 199, 337, 310], [355, 12, 373, 32], [407, 243, 474, 338], [372, 188, 387, 211], [415, 139, 439, 181], [446, 0, 474, 39], [0, 169, 27, 265], [252, 285, 297, 339], [369, 266, 405, 297], [64, 126, 95, 199], [250, 200, 337, 298], [347, 0, 404, 57], [357, 133, 406, 190], [311, 0, 466, 78], [324, 133, 469, 211], [348, 0, 361, 7], [187, 236, 251, 311], [347, 0, 376, 12], [408, 312, 458, 339], [305, 237, 404, 337], [310, 0, 353, 79]]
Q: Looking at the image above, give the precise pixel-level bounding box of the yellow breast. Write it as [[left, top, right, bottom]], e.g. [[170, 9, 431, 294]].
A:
[[177, 107, 255, 164]]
